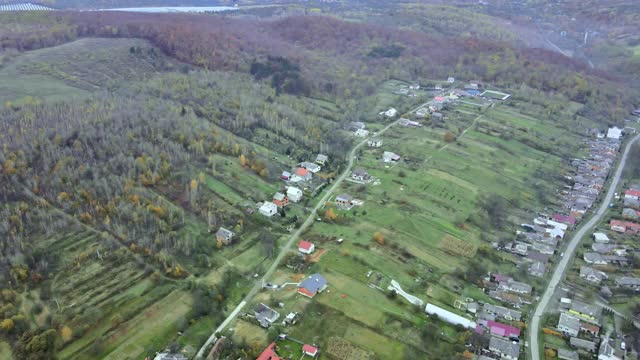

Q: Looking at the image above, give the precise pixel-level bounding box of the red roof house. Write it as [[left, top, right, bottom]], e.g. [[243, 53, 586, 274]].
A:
[[298, 240, 315, 255], [552, 214, 576, 226], [625, 189, 640, 199], [611, 220, 640, 234], [488, 320, 520, 339], [257, 342, 283, 360], [273, 192, 289, 208], [302, 344, 318, 357]]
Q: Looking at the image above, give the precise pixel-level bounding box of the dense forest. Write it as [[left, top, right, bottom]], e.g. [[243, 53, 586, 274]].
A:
[[0, 12, 637, 121]]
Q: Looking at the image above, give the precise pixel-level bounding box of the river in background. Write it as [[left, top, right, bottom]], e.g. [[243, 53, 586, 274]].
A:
[[100, 6, 238, 13]]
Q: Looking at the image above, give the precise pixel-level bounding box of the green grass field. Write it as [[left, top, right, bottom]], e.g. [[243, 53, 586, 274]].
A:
[[0, 341, 13, 360], [0, 37, 182, 105]]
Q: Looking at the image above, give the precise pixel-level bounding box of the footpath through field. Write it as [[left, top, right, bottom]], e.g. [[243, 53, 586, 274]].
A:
[[195, 118, 400, 359], [528, 133, 640, 360]]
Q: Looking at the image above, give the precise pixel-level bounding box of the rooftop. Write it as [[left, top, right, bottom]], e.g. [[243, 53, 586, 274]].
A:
[[299, 273, 327, 295], [489, 337, 520, 358]]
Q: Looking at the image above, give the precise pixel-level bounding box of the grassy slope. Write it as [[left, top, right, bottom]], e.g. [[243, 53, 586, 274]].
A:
[[0, 37, 182, 105], [0, 341, 13, 360]]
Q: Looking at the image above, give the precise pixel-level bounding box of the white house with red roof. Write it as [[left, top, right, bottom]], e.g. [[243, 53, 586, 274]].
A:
[[298, 240, 315, 254], [625, 189, 640, 201], [302, 344, 318, 358], [291, 167, 312, 183]]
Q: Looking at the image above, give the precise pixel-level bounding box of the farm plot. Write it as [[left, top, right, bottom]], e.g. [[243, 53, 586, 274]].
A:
[[34, 231, 182, 360], [326, 337, 374, 360]]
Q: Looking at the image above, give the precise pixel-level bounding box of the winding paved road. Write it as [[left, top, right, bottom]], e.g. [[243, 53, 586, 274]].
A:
[[195, 119, 400, 359], [528, 133, 640, 360]]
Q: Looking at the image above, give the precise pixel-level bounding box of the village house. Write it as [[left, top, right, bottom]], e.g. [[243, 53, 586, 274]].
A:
[[481, 304, 521, 322], [254, 303, 280, 328], [347, 121, 365, 131], [584, 252, 608, 265], [355, 128, 369, 137], [298, 240, 315, 255], [383, 108, 398, 117], [558, 312, 581, 337], [487, 320, 520, 339], [259, 202, 279, 217], [622, 207, 640, 219], [498, 278, 532, 295], [368, 138, 383, 147], [598, 338, 623, 360], [383, 151, 400, 163], [447, 76, 455, 83], [581, 322, 600, 337], [351, 168, 370, 182], [580, 266, 608, 284], [610, 219, 640, 234], [415, 108, 429, 118], [488, 290, 525, 308], [299, 162, 321, 173], [606, 126, 623, 140], [280, 171, 291, 181], [624, 189, 640, 207], [593, 232, 610, 243], [489, 337, 520, 360], [298, 273, 327, 298], [273, 192, 289, 208], [569, 301, 601, 324], [570, 337, 596, 352], [287, 187, 303, 203], [257, 342, 281, 360], [335, 194, 353, 209], [558, 349, 579, 360], [215, 227, 235, 246], [615, 276, 640, 291], [592, 243, 616, 254], [302, 344, 318, 358], [291, 167, 312, 183], [315, 154, 328, 166], [528, 262, 545, 277]]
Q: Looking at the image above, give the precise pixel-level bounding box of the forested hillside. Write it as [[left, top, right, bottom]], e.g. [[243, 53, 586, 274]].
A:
[[1, 12, 637, 121], [0, 7, 638, 359]]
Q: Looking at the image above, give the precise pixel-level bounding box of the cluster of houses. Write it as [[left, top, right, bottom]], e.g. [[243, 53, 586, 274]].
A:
[[484, 273, 533, 309], [493, 130, 625, 291], [424, 297, 525, 360], [575, 183, 640, 300], [562, 132, 621, 216], [257, 336, 319, 360], [553, 298, 626, 360]]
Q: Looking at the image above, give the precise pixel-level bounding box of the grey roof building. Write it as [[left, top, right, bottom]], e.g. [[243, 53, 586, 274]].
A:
[[254, 303, 280, 328], [489, 337, 520, 360], [580, 266, 608, 284], [482, 303, 522, 322], [570, 337, 596, 352], [557, 312, 580, 337], [558, 348, 579, 360], [528, 261, 545, 277], [615, 276, 640, 290]]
